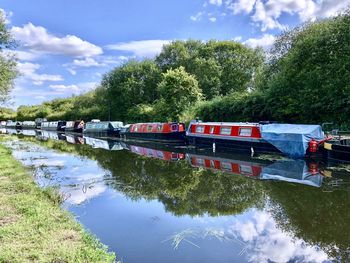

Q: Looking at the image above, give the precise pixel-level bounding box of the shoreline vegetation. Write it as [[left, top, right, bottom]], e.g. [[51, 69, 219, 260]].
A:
[[1, 11, 350, 130], [0, 137, 116, 263]]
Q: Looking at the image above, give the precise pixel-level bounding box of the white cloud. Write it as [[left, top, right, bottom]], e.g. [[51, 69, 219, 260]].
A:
[[0, 8, 13, 24], [209, 0, 223, 6], [229, 0, 256, 14], [209, 17, 217, 22], [4, 50, 41, 61], [224, 0, 350, 32], [106, 40, 171, 58], [191, 11, 204, 21], [72, 57, 101, 67], [17, 62, 63, 85], [229, 211, 329, 263], [49, 82, 96, 94], [11, 23, 103, 57], [244, 34, 275, 49]]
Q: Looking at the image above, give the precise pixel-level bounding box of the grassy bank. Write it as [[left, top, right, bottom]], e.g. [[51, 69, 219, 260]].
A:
[[0, 141, 116, 262]]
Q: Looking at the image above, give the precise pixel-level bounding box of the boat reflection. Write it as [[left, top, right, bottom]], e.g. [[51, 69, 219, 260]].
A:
[[65, 133, 84, 145], [123, 142, 186, 161], [83, 136, 122, 151], [187, 151, 323, 187]]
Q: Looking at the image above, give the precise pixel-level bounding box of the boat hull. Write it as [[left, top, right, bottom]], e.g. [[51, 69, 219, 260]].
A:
[[324, 141, 350, 163], [121, 131, 186, 144], [187, 135, 281, 154]]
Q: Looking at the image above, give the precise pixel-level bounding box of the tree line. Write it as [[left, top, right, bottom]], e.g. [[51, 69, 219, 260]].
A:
[[2, 11, 350, 127]]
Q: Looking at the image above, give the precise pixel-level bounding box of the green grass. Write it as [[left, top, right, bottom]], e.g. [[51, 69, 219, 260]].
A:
[[0, 141, 116, 263]]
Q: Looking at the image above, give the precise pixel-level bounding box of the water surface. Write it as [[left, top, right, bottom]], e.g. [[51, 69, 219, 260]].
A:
[[3, 129, 350, 263]]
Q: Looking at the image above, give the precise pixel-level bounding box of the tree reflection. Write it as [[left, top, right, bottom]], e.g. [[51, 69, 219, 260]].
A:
[[267, 177, 350, 261], [19, 135, 265, 217]]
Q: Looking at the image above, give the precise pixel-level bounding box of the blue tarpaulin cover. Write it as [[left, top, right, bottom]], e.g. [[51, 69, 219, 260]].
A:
[[260, 124, 324, 157]]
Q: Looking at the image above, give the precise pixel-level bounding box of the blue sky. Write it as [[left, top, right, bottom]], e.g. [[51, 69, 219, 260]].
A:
[[0, 0, 348, 108]]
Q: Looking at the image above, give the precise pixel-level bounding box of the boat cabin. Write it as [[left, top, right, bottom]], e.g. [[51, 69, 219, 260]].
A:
[[188, 122, 262, 139], [129, 122, 186, 134]]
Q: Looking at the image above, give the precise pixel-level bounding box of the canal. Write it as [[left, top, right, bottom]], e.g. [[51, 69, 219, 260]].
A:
[[2, 128, 350, 263]]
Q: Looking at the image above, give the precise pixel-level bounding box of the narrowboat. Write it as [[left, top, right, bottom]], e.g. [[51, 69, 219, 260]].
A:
[[324, 139, 350, 163], [121, 122, 186, 143], [35, 118, 47, 129], [65, 120, 84, 133], [41, 121, 66, 131], [22, 121, 36, 129], [187, 121, 325, 158], [6, 120, 21, 129], [84, 120, 123, 136]]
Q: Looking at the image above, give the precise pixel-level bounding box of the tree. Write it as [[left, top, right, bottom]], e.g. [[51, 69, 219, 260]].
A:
[[157, 66, 202, 121], [260, 11, 350, 124], [0, 12, 17, 105]]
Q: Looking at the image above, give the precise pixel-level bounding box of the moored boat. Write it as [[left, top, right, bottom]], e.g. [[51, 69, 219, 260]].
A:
[[41, 121, 66, 131], [22, 121, 36, 129], [65, 120, 84, 133], [120, 122, 186, 143], [6, 120, 21, 129], [0, 121, 6, 127], [187, 121, 325, 157], [84, 120, 123, 136], [35, 118, 47, 129], [324, 139, 350, 163]]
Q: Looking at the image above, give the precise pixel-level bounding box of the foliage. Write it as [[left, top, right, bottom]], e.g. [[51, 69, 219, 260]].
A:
[[156, 66, 202, 121], [0, 13, 17, 105], [0, 107, 16, 120]]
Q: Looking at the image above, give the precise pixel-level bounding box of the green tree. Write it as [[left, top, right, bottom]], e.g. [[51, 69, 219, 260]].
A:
[[157, 66, 202, 121], [0, 13, 17, 105], [260, 11, 350, 124]]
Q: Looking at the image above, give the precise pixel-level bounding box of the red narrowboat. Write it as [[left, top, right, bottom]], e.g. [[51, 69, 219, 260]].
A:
[[121, 122, 186, 143], [187, 121, 280, 154], [187, 121, 325, 157]]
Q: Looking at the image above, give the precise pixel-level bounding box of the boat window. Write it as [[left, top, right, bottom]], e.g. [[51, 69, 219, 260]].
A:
[[196, 158, 205, 166], [209, 126, 215, 134], [195, 125, 205, 133], [239, 128, 252, 137], [220, 127, 231, 135], [134, 126, 138, 132], [240, 165, 253, 175], [147, 125, 153, 132], [157, 124, 162, 131], [221, 162, 232, 171], [171, 124, 178, 131]]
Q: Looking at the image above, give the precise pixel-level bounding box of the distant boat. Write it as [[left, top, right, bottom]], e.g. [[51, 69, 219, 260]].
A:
[[65, 120, 84, 133], [324, 139, 350, 163], [6, 120, 21, 129], [84, 120, 123, 136], [22, 121, 36, 129], [35, 118, 47, 129], [120, 122, 186, 143], [41, 121, 66, 131]]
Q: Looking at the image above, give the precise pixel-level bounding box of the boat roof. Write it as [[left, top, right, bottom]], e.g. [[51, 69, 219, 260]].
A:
[[192, 122, 260, 127]]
